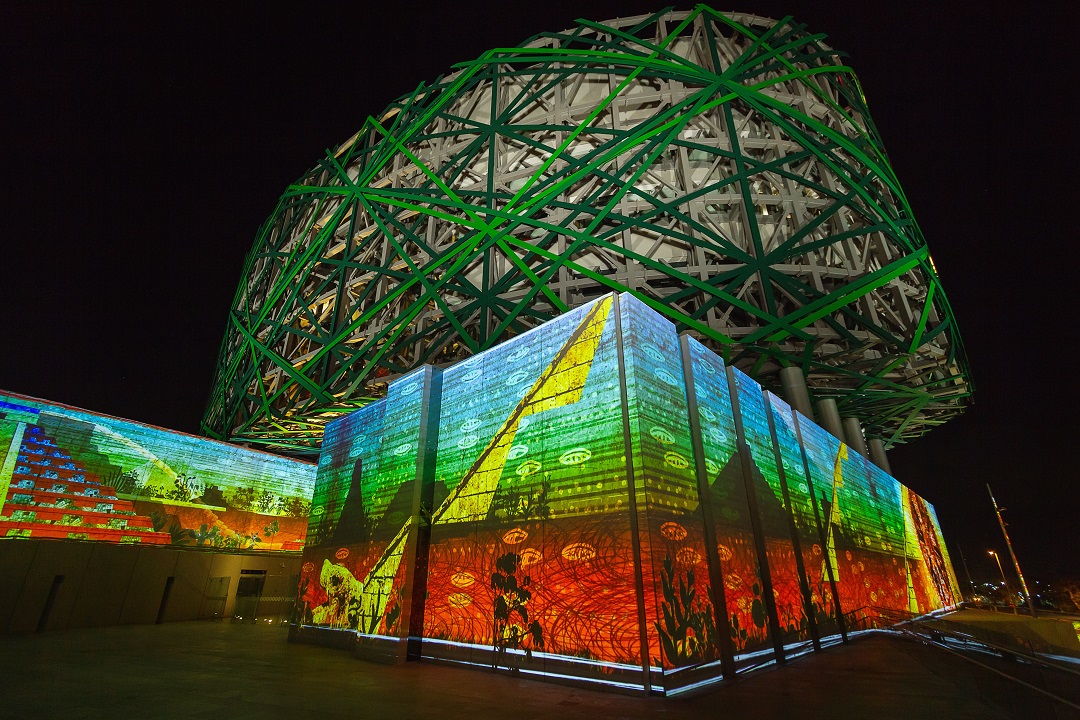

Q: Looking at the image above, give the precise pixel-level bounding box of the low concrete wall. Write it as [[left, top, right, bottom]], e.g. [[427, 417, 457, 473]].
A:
[[0, 539, 301, 635], [947, 609, 1080, 658]]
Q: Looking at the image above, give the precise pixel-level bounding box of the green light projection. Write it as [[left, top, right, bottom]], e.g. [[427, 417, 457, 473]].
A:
[[204, 7, 971, 454]]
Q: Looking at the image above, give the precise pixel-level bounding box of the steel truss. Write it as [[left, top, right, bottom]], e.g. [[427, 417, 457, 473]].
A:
[[203, 7, 972, 453]]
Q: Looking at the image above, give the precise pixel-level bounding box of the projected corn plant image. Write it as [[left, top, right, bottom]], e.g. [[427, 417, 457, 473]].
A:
[[730, 368, 810, 649], [293, 292, 961, 694], [0, 395, 315, 550]]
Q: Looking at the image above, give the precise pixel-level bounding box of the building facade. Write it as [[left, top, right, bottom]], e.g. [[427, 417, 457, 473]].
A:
[[293, 293, 961, 694]]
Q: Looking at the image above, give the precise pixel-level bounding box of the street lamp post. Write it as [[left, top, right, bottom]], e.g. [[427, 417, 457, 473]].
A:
[[987, 484, 1037, 617], [989, 550, 1017, 615], [957, 546, 977, 601]]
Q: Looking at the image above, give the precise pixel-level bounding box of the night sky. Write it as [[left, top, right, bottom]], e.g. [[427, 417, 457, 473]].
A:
[[2, 2, 1074, 584]]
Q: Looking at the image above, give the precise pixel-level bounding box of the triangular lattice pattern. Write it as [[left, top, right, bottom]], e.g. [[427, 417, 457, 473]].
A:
[[203, 8, 971, 454]]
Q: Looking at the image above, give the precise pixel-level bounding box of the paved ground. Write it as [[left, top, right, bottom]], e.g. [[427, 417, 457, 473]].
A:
[[0, 621, 1075, 720]]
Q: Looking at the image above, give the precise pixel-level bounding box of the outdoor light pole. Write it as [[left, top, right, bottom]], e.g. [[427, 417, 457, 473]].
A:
[[987, 484, 1037, 617], [957, 546, 977, 601], [988, 550, 1017, 615]]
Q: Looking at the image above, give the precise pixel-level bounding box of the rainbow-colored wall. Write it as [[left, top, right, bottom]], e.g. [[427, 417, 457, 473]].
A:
[[0, 393, 315, 552], [292, 293, 960, 694]]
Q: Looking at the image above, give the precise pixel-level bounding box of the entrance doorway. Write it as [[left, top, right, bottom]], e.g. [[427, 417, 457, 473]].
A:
[[233, 570, 266, 623]]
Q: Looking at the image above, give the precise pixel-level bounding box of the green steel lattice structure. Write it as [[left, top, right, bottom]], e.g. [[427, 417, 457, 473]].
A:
[[202, 6, 972, 454]]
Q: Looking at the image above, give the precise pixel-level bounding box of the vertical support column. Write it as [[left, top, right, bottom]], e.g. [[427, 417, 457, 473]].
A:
[[403, 365, 442, 661], [815, 399, 844, 441], [867, 438, 892, 474], [679, 335, 737, 679], [763, 393, 819, 652], [37, 575, 64, 633], [841, 417, 869, 458], [779, 366, 815, 421], [791, 413, 848, 642], [613, 295, 654, 694], [726, 367, 786, 665]]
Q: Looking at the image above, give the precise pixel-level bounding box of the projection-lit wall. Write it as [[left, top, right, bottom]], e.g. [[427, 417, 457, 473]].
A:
[[293, 293, 960, 694], [0, 394, 316, 552]]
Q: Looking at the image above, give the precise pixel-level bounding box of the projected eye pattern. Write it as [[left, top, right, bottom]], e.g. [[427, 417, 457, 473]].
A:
[[0, 396, 315, 551], [295, 293, 960, 693]]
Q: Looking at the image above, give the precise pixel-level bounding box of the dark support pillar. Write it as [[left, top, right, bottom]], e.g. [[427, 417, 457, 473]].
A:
[[679, 334, 737, 679], [156, 576, 175, 625], [763, 392, 820, 653], [779, 366, 814, 421], [404, 366, 442, 662], [867, 438, 892, 474], [727, 368, 786, 666], [614, 296, 654, 694], [791, 414, 848, 643], [841, 417, 869, 458], [815, 398, 844, 441], [36, 575, 64, 633]]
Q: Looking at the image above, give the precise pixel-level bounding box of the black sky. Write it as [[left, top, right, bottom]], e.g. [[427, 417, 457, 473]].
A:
[[2, 1, 1075, 583]]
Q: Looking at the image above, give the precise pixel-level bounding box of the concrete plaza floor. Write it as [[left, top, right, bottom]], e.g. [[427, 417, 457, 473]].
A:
[[0, 621, 1073, 720]]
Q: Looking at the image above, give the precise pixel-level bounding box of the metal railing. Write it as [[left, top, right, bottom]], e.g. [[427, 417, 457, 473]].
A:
[[844, 605, 1080, 712]]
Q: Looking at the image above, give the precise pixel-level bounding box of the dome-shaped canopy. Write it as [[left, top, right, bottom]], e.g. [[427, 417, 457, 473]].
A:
[[203, 7, 971, 453]]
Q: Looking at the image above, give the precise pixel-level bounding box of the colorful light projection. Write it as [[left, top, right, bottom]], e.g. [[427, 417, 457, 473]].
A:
[[0, 394, 315, 551], [795, 412, 961, 624], [293, 293, 961, 694], [294, 365, 440, 659]]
